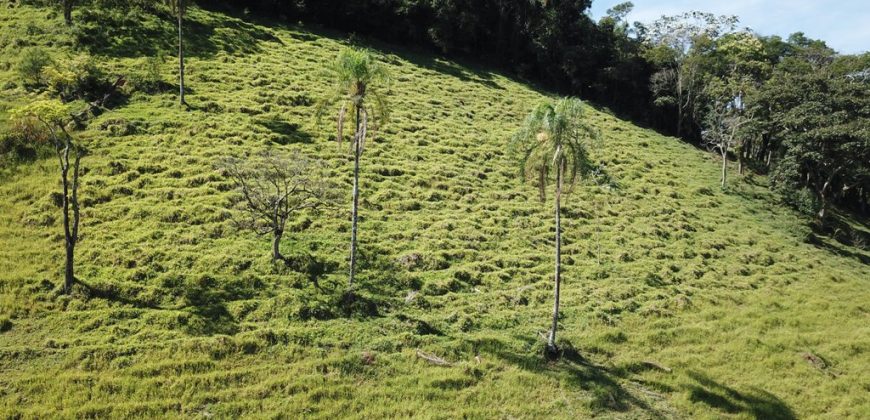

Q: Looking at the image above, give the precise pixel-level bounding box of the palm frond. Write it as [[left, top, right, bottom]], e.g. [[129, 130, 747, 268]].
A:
[[509, 97, 601, 201], [315, 47, 391, 158]]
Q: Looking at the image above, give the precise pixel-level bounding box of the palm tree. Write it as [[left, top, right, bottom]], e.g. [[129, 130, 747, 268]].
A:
[[510, 97, 599, 357], [316, 47, 390, 287]]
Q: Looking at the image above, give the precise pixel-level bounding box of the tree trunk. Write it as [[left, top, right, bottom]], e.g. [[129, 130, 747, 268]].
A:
[[63, 1, 73, 26], [64, 242, 75, 293], [547, 163, 563, 355], [349, 106, 361, 287], [817, 191, 827, 223], [60, 144, 74, 293], [676, 72, 683, 138], [178, 10, 186, 106], [272, 229, 283, 262], [721, 149, 728, 188]]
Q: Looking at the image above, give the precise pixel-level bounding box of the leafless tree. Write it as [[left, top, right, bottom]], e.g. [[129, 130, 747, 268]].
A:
[[702, 99, 753, 188], [219, 151, 336, 263]]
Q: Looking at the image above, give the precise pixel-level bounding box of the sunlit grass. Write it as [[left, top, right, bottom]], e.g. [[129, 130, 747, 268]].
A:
[[0, 4, 868, 418]]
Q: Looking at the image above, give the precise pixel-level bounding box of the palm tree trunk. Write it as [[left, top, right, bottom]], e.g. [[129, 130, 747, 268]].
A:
[[547, 163, 563, 354], [178, 10, 186, 106], [349, 106, 361, 287]]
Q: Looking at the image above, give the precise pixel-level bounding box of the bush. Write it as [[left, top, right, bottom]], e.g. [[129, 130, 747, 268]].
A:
[[0, 117, 52, 164], [43, 54, 107, 101], [127, 56, 168, 94], [0, 316, 11, 333], [16, 47, 53, 88]]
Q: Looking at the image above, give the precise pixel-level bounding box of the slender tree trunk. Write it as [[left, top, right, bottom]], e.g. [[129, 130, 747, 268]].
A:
[[547, 163, 563, 354], [676, 72, 683, 138], [721, 148, 727, 188], [817, 190, 827, 223], [60, 144, 75, 293], [272, 229, 283, 262], [65, 242, 75, 293], [63, 1, 73, 26], [178, 10, 186, 106], [349, 106, 361, 287]]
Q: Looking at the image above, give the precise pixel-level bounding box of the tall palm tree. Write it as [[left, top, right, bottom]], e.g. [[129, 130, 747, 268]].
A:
[[316, 47, 390, 287], [510, 97, 599, 357]]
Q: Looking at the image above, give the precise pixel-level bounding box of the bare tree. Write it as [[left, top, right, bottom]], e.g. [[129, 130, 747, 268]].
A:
[[702, 97, 753, 188], [11, 100, 84, 293], [219, 151, 336, 264], [645, 11, 740, 137]]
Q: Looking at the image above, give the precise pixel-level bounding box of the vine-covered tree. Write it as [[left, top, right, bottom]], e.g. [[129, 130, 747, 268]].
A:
[[11, 100, 84, 294], [220, 151, 336, 263], [315, 47, 390, 287], [510, 97, 599, 357]]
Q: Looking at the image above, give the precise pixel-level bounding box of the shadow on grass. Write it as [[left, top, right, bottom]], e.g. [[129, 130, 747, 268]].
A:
[[254, 118, 313, 145], [404, 55, 504, 90], [805, 233, 870, 265], [806, 212, 870, 265], [685, 371, 796, 420], [77, 276, 243, 336], [75, 6, 281, 58], [469, 337, 666, 417]]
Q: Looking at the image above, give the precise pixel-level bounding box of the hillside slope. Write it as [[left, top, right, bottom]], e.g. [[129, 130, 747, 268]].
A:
[[1, 5, 868, 418]]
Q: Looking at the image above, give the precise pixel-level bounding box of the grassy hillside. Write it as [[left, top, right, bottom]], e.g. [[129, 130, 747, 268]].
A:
[[1, 4, 869, 418]]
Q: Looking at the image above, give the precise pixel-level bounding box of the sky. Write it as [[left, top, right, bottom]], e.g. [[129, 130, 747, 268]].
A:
[[589, 0, 870, 54]]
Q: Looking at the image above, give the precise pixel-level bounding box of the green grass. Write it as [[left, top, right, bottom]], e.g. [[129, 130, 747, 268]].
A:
[[1, 4, 869, 418]]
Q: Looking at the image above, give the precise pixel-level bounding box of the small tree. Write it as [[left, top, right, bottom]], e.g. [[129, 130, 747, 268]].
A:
[[510, 97, 599, 357], [166, 0, 188, 106], [11, 100, 84, 294], [315, 47, 390, 287], [702, 78, 754, 188], [220, 151, 336, 263]]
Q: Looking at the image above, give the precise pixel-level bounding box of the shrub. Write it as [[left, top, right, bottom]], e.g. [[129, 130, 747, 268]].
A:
[[43, 54, 107, 101], [0, 117, 52, 164], [127, 55, 168, 94], [16, 47, 53, 88], [0, 316, 11, 333]]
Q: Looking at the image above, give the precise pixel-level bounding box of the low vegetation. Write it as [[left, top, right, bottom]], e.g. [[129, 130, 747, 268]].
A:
[[0, 3, 868, 418]]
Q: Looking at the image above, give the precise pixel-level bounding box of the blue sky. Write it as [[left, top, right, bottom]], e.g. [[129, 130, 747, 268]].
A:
[[589, 0, 870, 54]]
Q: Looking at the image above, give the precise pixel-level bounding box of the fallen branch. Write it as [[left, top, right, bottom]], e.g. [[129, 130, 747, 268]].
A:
[[71, 76, 127, 124], [641, 360, 672, 373], [416, 349, 451, 366], [801, 352, 839, 377]]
